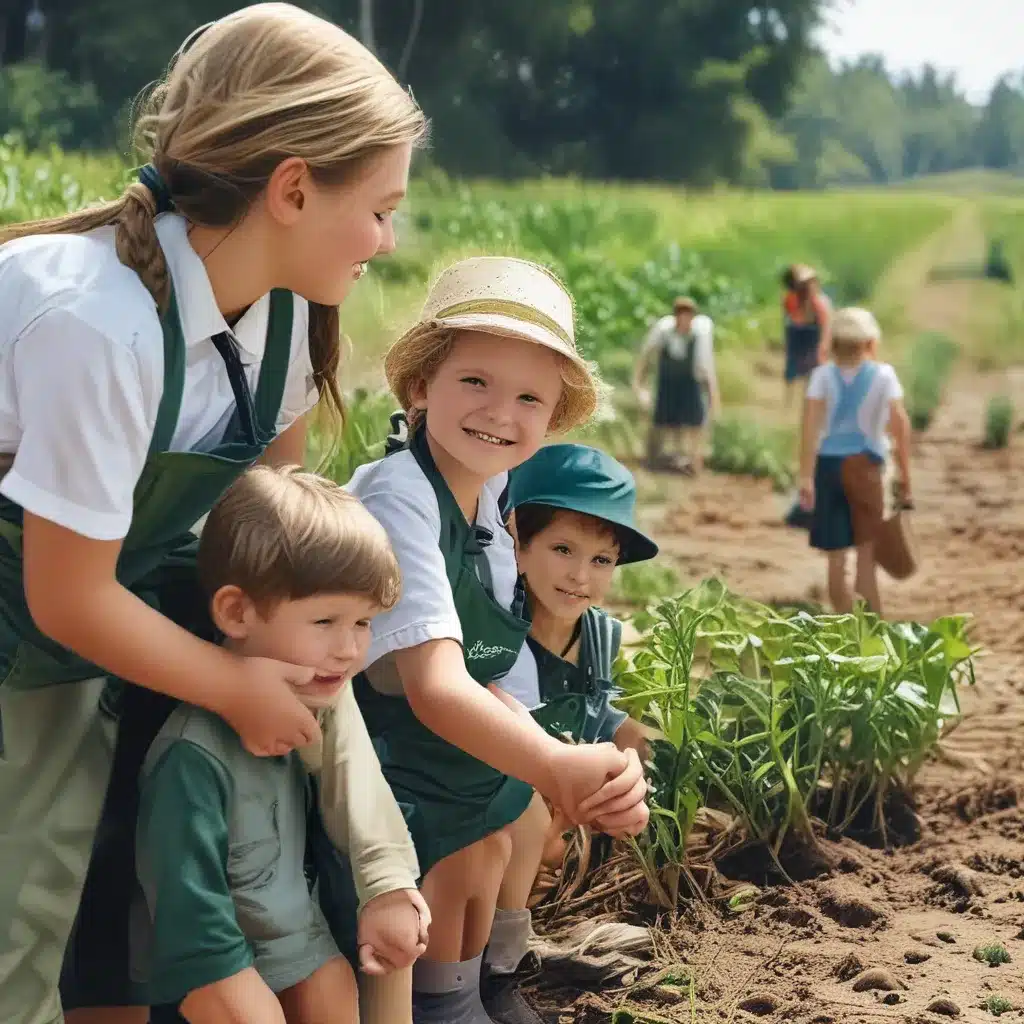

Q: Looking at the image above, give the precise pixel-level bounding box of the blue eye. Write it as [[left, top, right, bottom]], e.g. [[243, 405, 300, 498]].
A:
[[460, 376, 486, 387]]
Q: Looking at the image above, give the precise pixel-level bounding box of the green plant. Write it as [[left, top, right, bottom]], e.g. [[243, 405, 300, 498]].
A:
[[974, 943, 1012, 967], [614, 581, 975, 899], [983, 395, 1014, 449], [707, 416, 795, 492], [309, 389, 396, 484], [903, 331, 960, 431], [609, 562, 681, 607], [982, 995, 1014, 1015], [985, 238, 1013, 283]]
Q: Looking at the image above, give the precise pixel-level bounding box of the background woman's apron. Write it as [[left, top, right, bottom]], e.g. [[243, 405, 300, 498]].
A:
[[0, 284, 293, 1023], [352, 425, 534, 876], [529, 607, 623, 744], [653, 333, 706, 428]]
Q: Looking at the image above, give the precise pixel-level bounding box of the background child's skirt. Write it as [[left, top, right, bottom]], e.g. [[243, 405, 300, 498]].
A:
[[809, 453, 884, 551], [784, 322, 821, 382]]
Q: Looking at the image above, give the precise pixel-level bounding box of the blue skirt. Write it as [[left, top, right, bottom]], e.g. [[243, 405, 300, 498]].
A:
[[784, 323, 821, 382], [809, 456, 855, 551]]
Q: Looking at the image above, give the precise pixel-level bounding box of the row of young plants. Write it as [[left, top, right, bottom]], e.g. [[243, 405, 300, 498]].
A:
[[902, 330, 960, 430], [610, 580, 974, 906]]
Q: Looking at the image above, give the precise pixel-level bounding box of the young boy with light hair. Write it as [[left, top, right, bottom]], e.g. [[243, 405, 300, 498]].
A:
[[133, 466, 428, 1024], [798, 307, 912, 616]]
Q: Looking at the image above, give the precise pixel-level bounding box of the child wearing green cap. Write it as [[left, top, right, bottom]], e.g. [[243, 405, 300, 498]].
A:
[[482, 444, 660, 1021]]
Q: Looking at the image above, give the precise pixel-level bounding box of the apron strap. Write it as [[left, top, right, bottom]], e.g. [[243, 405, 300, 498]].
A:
[[251, 289, 294, 437], [581, 608, 621, 691], [147, 290, 188, 457]]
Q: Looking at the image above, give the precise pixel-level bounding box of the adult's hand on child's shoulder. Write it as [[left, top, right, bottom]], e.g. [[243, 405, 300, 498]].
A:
[[216, 655, 321, 757], [357, 888, 430, 975]]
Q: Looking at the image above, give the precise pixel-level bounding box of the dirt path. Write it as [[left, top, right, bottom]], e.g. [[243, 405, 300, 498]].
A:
[[540, 210, 1024, 1023]]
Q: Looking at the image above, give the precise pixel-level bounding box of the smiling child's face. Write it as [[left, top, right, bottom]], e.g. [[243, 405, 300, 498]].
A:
[[413, 330, 564, 479], [222, 590, 380, 710], [516, 509, 620, 624]]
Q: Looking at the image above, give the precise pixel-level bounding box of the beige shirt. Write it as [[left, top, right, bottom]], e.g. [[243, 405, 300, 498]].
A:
[[300, 683, 420, 911]]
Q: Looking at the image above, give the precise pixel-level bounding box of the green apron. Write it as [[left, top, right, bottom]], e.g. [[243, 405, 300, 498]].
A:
[[0, 284, 294, 1024], [352, 424, 534, 875], [530, 607, 624, 744]]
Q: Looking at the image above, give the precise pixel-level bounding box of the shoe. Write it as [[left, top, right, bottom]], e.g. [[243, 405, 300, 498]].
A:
[[481, 972, 545, 1024]]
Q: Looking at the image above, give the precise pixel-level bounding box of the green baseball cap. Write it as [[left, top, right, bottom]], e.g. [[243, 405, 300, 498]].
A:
[[505, 444, 659, 564]]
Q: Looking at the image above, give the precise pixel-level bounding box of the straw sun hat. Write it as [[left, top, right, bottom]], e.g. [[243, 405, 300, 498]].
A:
[[383, 256, 601, 433], [832, 307, 881, 344]]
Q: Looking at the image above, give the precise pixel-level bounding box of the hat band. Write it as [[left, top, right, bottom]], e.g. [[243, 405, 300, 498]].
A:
[[432, 299, 574, 350]]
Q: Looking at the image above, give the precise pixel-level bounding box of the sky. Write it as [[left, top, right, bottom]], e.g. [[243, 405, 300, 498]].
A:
[[817, 0, 1020, 103]]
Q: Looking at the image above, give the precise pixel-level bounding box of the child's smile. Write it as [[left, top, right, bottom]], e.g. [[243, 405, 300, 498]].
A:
[[463, 427, 514, 447]]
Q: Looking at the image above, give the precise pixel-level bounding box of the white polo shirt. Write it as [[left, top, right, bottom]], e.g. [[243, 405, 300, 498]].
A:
[[0, 214, 318, 541], [345, 450, 520, 687]]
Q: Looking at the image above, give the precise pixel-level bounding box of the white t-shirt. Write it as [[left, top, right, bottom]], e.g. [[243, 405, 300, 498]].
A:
[[806, 361, 903, 454], [345, 449, 520, 689], [641, 313, 716, 383], [501, 641, 542, 709], [0, 214, 318, 541]]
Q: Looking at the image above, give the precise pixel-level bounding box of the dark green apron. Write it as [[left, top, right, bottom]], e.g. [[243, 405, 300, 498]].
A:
[[352, 424, 533, 875], [653, 330, 706, 428], [529, 607, 623, 744], [0, 283, 294, 1023]]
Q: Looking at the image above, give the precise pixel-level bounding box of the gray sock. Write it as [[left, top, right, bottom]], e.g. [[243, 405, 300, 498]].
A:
[[484, 908, 533, 975], [412, 954, 490, 1024]]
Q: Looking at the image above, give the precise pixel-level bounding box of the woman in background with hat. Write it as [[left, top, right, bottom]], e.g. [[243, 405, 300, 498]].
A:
[[320, 257, 650, 1024], [632, 296, 720, 475], [783, 264, 832, 406], [483, 444, 661, 1021]]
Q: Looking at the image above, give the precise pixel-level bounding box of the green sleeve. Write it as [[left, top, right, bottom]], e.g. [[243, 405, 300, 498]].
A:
[[137, 741, 254, 1006]]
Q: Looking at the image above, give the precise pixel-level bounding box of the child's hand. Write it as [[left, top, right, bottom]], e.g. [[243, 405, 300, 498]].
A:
[[218, 656, 321, 757], [595, 797, 650, 839], [578, 747, 649, 831], [798, 478, 814, 512], [547, 742, 627, 824], [357, 888, 430, 975]]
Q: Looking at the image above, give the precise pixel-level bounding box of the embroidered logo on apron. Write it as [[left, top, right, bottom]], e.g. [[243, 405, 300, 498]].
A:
[[465, 640, 519, 661]]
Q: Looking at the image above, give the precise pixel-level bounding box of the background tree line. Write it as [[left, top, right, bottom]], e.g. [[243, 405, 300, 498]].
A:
[[1, 0, 1022, 187]]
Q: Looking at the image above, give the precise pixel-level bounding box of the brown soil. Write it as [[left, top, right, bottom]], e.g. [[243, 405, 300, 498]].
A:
[[527, 217, 1024, 1022]]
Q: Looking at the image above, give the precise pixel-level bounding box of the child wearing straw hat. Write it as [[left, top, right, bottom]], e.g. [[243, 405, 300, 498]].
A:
[[318, 257, 650, 1024], [479, 444, 661, 1019], [798, 307, 912, 616]]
